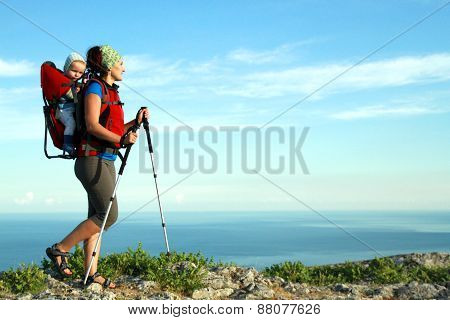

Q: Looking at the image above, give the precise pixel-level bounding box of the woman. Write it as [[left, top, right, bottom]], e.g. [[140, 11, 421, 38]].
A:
[[46, 45, 149, 289]]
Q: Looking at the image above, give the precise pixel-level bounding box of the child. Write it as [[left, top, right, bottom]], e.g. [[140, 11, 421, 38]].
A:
[[57, 52, 86, 155]]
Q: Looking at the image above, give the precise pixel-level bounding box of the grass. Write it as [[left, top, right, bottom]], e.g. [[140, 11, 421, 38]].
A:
[[263, 257, 450, 286], [0, 264, 47, 295], [0, 246, 448, 296], [41, 243, 225, 295]]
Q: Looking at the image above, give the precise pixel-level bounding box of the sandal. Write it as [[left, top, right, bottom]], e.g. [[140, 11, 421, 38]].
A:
[[45, 243, 72, 277], [85, 272, 115, 289]]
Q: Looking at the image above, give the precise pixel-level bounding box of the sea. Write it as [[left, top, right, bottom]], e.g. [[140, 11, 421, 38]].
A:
[[0, 211, 449, 271]]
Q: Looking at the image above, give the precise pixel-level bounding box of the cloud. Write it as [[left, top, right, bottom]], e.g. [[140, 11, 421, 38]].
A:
[[0, 106, 43, 140], [226, 41, 317, 65], [175, 193, 185, 203], [0, 58, 36, 77], [14, 192, 34, 205], [0, 86, 44, 140], [0, 87, 41, 107], [123, 50, 450, 101], [122, 54, 188, 87], [45, 197, 56, 205], [122, 42, 312, 92], [330, 104, 445, 120], [227, 48, 284, 65], [215, 53, 450, 98]]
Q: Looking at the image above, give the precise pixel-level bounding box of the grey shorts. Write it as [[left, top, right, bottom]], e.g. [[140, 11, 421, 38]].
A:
[[74, 156, 118, 230]]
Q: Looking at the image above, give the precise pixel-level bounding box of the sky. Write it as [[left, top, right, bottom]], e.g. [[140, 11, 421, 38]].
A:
[[0, 0, 449, 214]]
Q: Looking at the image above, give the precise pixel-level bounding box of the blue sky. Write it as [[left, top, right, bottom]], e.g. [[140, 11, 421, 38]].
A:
[[1, 0, 450, 213]]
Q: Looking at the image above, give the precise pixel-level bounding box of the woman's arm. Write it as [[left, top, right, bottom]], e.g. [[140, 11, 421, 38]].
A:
[[124, 119, 136, 132], [85, 93, 121, 145]]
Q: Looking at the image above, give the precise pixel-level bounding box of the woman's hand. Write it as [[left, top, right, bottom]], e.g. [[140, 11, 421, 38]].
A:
[[137, 107, 150, 124], [122, 132, 138, 145]]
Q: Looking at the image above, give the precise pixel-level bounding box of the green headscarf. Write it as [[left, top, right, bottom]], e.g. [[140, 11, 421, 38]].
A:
[[100, 45, 122, 70]]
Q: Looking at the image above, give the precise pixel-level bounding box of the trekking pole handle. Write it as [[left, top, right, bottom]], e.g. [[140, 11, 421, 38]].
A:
[[140, 108, 154, 154], [136, 107, 149, 128]]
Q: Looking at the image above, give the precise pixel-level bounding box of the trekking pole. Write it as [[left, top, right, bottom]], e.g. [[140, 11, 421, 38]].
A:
[[83, 123, 140, 285], [142, 111, 171, 255]]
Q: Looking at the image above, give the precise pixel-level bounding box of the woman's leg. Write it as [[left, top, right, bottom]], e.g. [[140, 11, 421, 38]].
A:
[[55, 218, 100, 276], [59, 218, 100, 251], [83, 233, 101, 275], [57, 157, 117, 284], [83, 232, 116, 288]]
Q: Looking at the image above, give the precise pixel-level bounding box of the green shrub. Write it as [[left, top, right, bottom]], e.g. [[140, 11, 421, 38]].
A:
[[144, 251, 215, 294], [41, 243, 223, 294], [308, 261, 365, 285], [366, 257, 409, 284], [264, 257, 448, 286], [0, 264, 47, 294], [409, 266, 450, 283], [264, 261, 309, 283], [99, 243, 154, 279]]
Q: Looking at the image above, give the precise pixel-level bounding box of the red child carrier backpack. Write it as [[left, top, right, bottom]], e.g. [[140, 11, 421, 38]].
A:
[[41, 61, 82, 159]]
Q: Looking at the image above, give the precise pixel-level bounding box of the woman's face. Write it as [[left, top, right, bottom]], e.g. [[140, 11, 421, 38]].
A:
[[110, 59, 125, 81]]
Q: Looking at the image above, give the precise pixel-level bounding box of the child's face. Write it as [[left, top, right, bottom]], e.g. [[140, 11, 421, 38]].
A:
[[65, 61, 86, 81]]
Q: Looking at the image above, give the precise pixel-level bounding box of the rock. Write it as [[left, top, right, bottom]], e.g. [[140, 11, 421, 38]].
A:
[[244, 283, 255, 292], [283, 282, 299, 293], [214, 288, 234, 299], [212, 266, 233, 277], [170, 262, 197, 273], [192, 288, 234, 300], [272, 276, 286, 286], [444, 281, 450, 290], [208, 278, 225, 289], [4, 252, 450, 300], [223, 266, 237, 275], [83, 288, 116, 300], [101, 291, 117, 300], [395, 282, 440, 300], [334, 284, 351, 293], [262, 278, 273, 286], [244, 285, 275, 300], [348, 285, 364, 299], [204, 272, 239, 290], [192, 288, 214, 300], [85, 283, 103, 294], [229, 289, 248, 300], [227, 282, 276, 300], [47, 277, 70, 289], [240, 268, 256, 287], [366, 286, 395, 299], [137, 281, 158, 291], [33, 289, 53, 299], [300, 287, 310, 295], [146, 292, 178, 300], [434, 285, 448, 300], [388, 253, 450, 268]]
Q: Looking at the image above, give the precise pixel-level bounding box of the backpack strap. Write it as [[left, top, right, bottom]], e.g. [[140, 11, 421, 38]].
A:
[[86, 79, 123, 106]]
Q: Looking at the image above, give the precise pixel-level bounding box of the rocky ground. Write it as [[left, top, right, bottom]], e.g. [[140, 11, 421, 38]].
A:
[[2, 252, 449, 300]]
